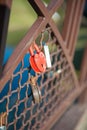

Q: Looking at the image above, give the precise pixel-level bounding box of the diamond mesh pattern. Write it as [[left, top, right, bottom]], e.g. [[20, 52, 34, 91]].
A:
[[0, 27, 76, 130]]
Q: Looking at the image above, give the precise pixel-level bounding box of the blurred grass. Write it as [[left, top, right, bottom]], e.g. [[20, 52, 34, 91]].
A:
[[73, 18, 87, 71], [7, 0, 87, 74], [7, 0, 37, 46], [7, 0, 87, 50], [76, 26, 87, 50], [7, 0, 87, 72], [7, 0, 66, 46]]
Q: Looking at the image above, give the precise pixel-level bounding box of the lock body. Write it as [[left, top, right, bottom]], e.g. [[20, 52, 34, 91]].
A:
[[29, 42, 46, 73], [29, 76, 42, 103], [30, 56, 40, 73], [0, 126, 6, 130], [34, 52, 46, 72], [32, 86, 41, 103], [0, 113, 7, 130]]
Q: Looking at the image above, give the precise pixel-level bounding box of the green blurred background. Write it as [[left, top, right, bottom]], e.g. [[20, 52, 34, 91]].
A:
[[6, 0, 87, 72], [5, 1, 87, 129]]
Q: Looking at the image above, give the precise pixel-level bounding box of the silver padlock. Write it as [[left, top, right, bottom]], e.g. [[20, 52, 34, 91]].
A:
[[48, 68, 62, 78], [0, 126, 6, 130], [0, 113, 7, 130], [32, 85, 41, 103], [43, 42, 52, 68], [29, 76, 41, 103]]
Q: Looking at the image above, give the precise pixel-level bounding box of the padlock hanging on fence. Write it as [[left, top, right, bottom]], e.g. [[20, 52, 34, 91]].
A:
[[29, 42, 46, 74], [0, 112, 7, 130], [40, 30, 52, 68], [29, 76, 41, 103]]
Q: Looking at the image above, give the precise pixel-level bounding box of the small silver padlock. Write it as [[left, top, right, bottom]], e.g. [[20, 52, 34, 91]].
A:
[[32, 85, 41, 103], [0, 113, 7, 130], [48, 67, 62, 78], [56, 69, 62, 74], [43, 42, 52, 68], [0, 126, 6, 130], [29, 76, 41, 103]]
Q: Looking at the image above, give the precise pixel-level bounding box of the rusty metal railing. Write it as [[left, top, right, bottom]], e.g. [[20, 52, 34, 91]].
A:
[[0, 0, 87, 130]]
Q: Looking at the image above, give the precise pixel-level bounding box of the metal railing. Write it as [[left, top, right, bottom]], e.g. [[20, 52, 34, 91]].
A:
[[0, 0, 87, 130]]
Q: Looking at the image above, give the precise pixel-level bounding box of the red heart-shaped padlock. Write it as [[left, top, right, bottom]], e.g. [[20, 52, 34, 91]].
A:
[[29, 45, 40, 73], [29, 42, 46, 73]]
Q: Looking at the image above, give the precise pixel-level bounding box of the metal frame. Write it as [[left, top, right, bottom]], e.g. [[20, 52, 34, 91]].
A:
[[0, 0, 87, 130], [0, 0, 12, 76]]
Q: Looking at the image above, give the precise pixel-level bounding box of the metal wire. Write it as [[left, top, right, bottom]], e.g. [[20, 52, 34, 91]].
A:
[[0, 27, 76, 130]]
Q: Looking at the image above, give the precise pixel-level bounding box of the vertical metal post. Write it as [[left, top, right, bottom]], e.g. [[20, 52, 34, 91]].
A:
[[0, 0, 12, 76], [62, 0, 85, 60], [79, 46, 87, 84], [78, 46, 87, 104]]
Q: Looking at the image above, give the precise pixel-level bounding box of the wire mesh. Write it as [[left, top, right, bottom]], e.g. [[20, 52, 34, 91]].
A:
[[0, 0, 87, 130], [0, 27, 76, 130]]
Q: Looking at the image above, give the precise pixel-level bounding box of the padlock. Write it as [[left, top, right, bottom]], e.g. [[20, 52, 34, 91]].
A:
[[0, 126, 6, 130], [42, 42, 52, 68], [29, 44, 40, 73], [32, 85, 41, 103], [29, 76, 41, 103], [0, 113, 6, 130], [29, 42, 46, 73], [48, 68, 62, 78]]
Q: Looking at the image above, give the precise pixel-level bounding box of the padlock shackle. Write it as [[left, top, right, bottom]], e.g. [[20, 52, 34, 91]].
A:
[[29, 45, 34, 56], [33, 43, 40, 53], [29, 42, 40, 56]]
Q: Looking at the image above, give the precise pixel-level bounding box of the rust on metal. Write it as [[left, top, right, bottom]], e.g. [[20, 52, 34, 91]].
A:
[[0, 0, 12, 76], [0, 0, 86, 130]]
